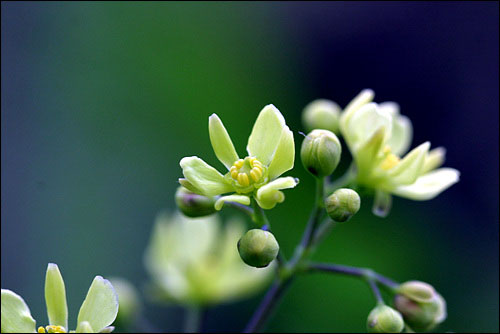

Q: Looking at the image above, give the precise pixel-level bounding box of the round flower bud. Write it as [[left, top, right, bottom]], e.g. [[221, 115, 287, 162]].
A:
[[300, 129, 341, 178], [394, 281, 447, 331], [237, 229, 279, 268], [175, 186, 216, 217], [325, 188, 360, 222], [367, 305, 405, 333], [302, 99, 341, 134]]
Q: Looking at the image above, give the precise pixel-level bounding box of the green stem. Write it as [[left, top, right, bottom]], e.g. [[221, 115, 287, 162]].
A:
[[184, 306, 203, 333], [326, 162, 357, 195]]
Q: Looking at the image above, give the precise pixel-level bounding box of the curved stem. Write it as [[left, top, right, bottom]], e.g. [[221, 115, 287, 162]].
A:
[[226, 201, 254, 218], [368, 279, 384, 304], [184, 306, 203, 333], [326, 162, 357, 195], [305, 262, 399, 290], [243, 278, 293, 333]]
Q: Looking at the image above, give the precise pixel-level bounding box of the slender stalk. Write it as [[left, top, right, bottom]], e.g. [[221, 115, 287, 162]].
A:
[[184, 306, 203, 333], [305, 262, 399, 290], [368, 279, 384, 304], [243, 278, 293, 333], [326, 162, 357, 195], [226, 201, 254, 218]]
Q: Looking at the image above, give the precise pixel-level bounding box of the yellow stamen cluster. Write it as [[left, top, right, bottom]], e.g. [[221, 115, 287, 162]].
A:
[[230, 157, 264, 187], [38, 325, 66, 333], [380, 146, 401, 170]]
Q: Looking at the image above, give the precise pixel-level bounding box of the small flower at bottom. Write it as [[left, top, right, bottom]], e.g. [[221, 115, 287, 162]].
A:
[[179, 104, 298, 211], [366, 305, 405, 333], [1, 263, 118, 333], [143, 211, 274, 306]]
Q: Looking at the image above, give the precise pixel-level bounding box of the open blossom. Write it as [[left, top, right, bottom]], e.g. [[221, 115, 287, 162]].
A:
[[339, 89, 460, 216], [143, 212, 274, 305], [1, 264, 118, 333], [179, 104, 298, 210]]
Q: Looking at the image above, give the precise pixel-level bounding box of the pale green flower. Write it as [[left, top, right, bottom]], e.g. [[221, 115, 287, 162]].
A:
[[339, 89, 460, 216], [143, 211, 274, 306], [179, 104, 298, 210], [1, 264, 118, 333]]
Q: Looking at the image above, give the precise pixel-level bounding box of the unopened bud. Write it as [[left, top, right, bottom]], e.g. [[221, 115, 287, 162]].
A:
[[302, 99, 341, 134], [394, 281, 447, 331], [300, 129, 341, 177], [325, 188, 360, 222], [237, 229, 279, 268], [175, 186, 216, 217], [367, 305, 405, 333]]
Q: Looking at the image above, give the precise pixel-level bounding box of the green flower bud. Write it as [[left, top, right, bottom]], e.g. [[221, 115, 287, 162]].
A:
[[394, 281, 447, 331], [367, 305, 405, 333], [325, 188, 360, 222], [175, 186, 216, 217], [300, 129, 341, 177], [302, 99, 341, 134], [237, 229, 279, 268], [107, 278, 141, 329]]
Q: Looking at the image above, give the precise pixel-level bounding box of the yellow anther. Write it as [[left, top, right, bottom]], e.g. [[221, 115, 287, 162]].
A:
[[238, 173, 250, 187], [234, 159, 244, 168], [250, 168, 262, 182], [380, 153, 400, 170], [231, 170, 239, 179], [383, 145, 392, 155], [46, 326, 66, 333], [38, 327, 46, 333], [249, 157, 257, 165]]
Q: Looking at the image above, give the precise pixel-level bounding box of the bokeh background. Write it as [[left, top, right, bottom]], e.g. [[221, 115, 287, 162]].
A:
[[2, 2, 498, 332]]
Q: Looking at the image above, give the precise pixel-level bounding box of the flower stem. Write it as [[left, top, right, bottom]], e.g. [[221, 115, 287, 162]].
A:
[[243, 278, 293, 333], [184, 305, 204, 333], [305, 262, 399, 290]]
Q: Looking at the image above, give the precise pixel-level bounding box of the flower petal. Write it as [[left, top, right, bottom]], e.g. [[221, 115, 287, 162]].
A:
[[214, 195, 251, 211], [346, 103, 392, 151], [45, 263, 68, 329], [387, 142, 430, 186], [255, 177, 299, 210], [355, 127, 386, 181], [392, 168, 460, 200], [267, 126, 295, 180], [379, 102, 413, 156], [180, 156, 233, 196], [372, 190, 392, 217], [247, 104, 286, 165], [1, 289, 36, 333], [421, 147, 446, 174], [76, 276, 118, 333], [75, 321, 94, 333], [340, 89, 375, 135], [209, 114, 239, 170]]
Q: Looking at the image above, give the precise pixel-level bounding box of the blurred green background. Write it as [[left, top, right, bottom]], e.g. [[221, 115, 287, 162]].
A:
[[2, 2, 498, 332]]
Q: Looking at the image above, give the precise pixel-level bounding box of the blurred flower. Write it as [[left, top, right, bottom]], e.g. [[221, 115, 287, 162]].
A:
[[107, 278, 141, 329], [302, 99, 341, 134], [1, 263, 118, 333], [179, 104, 298, 210], [394, 281, 447, 332], [143, 211, 274, 306], [339, 89, 460, 216]]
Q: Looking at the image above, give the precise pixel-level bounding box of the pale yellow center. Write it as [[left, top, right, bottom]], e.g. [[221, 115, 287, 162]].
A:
[[38, 325, 66, 333], [230, 157, 264, 187], [379, 146, 401, 171]]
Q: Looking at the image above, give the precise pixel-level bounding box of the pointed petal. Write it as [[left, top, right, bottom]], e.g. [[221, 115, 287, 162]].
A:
[[267, 126, 295, 180], [387, 142, 430, 185], [77, 276, 118, 333], [372, 190, 392, 217], [355, 127, 386, 180], [209, 114, 239, 170], [421, 147, 446, 174], [379, 102, 413, 156], [75, 321, 94, 333], [45, 263, 68, 329], [391, 168, 460, 200], [346, 103, 392, 151], [180, 156, 233, 196], [340, 89, 375, 134], [214, 195, 251, 210], [178, 178, 202, 194], [1, 289, 36, 333], [247, 104, 286, 165], [255, 177, 299, 210]]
